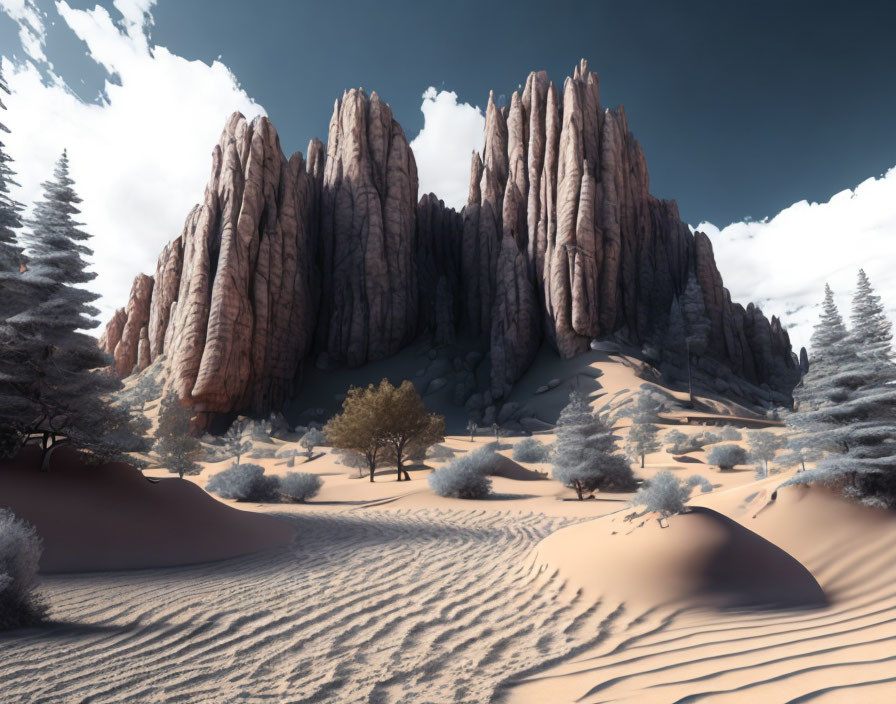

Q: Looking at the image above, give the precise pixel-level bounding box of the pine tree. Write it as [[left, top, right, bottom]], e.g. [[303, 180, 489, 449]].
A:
[[0, 66, 32, 456], [154, 391, 201, 478], [551, 391, 635, 499], [618, 388, 665, 469], [784, 276, 896, 506], [4, 152, 136, 465], [224, 418, 251, 466]]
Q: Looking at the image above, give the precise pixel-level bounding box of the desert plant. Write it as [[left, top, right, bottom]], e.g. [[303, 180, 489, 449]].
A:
[[224, 418, 251, 466], [719, 426, 743, 441], [0, 509, 46, 630], [664, 429, 723, 455], [782, 275, 896, 506], [300, 427, 324, 459], [551, 391, 636, 499], [428, 451, 493, 499], [206, 463, 281, 502], [747, 430, 785, 477], [326, 379, 445, 482], [280, 472, 323, 503], [153, 391, 201, 477], [631, 471, 713, 516], [513, 437, 551, 463], [707, 444, 748, 470]]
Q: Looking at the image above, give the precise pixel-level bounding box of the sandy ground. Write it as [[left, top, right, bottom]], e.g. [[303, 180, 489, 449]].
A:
[[2, 355, 895, 702]]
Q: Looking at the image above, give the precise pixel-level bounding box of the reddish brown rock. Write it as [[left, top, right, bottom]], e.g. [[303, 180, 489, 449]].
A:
[[111, 273, 153, 376], [99, 307, 126, 356], [317, 89, 419, 367], [102, 65, 799, 426]]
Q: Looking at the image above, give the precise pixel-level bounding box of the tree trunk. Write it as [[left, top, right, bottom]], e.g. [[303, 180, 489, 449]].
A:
[[574, 482, 584, 500], [640, 454, 645, 469], [369, 463, 375, 482]]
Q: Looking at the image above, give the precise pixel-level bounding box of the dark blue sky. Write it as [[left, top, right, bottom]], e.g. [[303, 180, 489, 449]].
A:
[[3, 0, 895, 225]]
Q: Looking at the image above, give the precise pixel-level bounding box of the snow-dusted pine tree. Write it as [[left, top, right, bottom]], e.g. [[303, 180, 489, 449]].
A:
[[618, 388, 666, 468], [784, 276, 896, 506], [0, 67, 36, 456], [5, 152, 139, 464], [551, 391, 635, 499]]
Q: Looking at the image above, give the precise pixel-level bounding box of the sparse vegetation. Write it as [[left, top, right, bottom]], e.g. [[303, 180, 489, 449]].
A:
[[325, 379, 444, 482], [664, 429, 723, 455], [224, 418, 251, 466], [206, 463, 281, 502], [782, 274, 896, 507], [153, 391, 201, 478], [551, 391, 636, 499], [747, 431, 785, 477], [280, 472, 323, 503], [631, 471, 713, 516], [513, 437, 551, 463], [300, 427, 324, 459], [707, 444, 748, 470], [0, 509, 46, 630], [428, 449, 493, 499]]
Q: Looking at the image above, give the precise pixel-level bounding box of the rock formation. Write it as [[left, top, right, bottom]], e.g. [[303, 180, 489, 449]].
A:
[[102, 61, 799, 426]]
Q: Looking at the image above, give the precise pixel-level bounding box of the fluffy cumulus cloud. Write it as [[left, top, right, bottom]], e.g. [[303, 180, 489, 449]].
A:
[[0, 0, 264, 323], [409, 87, 484, 211], [699, 167, 896, 352]]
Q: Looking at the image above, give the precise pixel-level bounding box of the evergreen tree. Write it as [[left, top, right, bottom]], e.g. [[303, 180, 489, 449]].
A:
[[0, 67, 32, 456], [4, 153, 135, 465], [154, 391, 201, 478], [784, 276, 896, 506], [618, 388, 665, 468], [224, 418, 251, 466], [551, 391, 635, 499]]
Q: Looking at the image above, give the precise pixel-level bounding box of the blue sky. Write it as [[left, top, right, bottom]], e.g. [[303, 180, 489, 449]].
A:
[[1, 0, 895, 347]]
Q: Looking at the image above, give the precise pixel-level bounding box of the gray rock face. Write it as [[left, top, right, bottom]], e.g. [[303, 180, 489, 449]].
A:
[[461, 58, 797, 400], [317, 89, 419, 367], [101, 65, 798, 427]]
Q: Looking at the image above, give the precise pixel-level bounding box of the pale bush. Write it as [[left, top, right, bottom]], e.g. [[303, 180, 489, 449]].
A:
[[707, 444, 748, 470], [280, 472, 323, 503], [428, 451, 493, 499], [0, 509, 46, 630], [513, 437, 552, 463], [206, 463, 281, 502], [719, 427, 743, 441], [632, 471, 713, 515]]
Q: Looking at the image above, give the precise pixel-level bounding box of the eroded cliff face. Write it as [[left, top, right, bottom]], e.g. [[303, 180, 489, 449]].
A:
[[102, 62, 799, 425]]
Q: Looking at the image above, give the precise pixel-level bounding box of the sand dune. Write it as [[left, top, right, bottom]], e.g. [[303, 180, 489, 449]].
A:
[[0, 445, 293, 572], [503, 486, 896, 703], [535, 505, 826, 611], [1, 509, 611, 703]]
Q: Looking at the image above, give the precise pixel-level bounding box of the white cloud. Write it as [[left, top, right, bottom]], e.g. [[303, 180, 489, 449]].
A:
[[409, 87, 484, 211], [1, 0, 265, 323], [698, 167, 896, 353], [0, 0, 47, 63]]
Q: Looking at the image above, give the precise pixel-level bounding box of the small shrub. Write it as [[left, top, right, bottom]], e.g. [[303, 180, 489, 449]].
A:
[[428, 451, 493, 499], [707, 444, 748, 470], [719, 427, 742, 441], [665, 429, 723, 454], [300, 428, 324, 458], [513, 437, 552, 463], [632, 472, 713, 516], [206, 463, 281, 502], [280, 473, 323, 503], [248, 445, 278, 459], [552, 455, 636, 499], [0, 509, 46, 630]]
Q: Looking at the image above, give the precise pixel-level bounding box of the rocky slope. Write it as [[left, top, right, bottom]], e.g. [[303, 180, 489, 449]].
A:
[[101, 61, 800, 427]]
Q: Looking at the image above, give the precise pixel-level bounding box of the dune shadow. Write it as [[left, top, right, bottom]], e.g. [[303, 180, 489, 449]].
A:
[[673, 455, 704, 464]]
